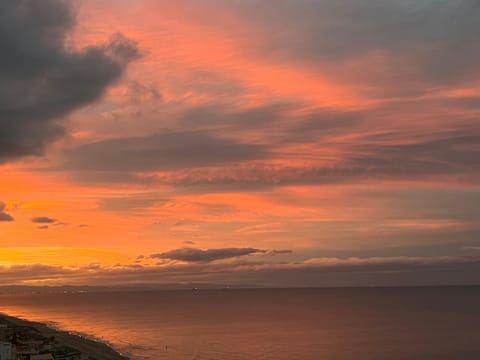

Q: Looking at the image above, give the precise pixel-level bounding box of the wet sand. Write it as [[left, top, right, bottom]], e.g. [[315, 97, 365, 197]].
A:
[[0, 313, 128, 360]]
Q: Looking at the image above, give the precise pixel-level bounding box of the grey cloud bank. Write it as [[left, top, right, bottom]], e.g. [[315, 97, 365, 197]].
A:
[[2, 255, 480, 287]]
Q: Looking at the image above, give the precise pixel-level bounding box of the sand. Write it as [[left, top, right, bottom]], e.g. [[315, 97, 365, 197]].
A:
[[0, 313, 128, 360]]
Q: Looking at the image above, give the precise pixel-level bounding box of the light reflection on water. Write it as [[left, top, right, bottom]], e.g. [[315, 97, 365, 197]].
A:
[[1, 288, 480, 359]]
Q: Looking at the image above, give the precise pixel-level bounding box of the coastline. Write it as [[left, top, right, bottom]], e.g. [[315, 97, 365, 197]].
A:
[[0, 313, 129, 360]]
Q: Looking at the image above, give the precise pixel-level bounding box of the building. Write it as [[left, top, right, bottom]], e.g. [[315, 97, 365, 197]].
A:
[[0, 342, 15, 360]]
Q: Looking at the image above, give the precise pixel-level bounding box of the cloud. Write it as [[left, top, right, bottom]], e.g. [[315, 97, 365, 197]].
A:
[[213, 0, 480, 90], [124, 81, 162, 105], [2, 255, 480, 287], [0, 213, 13, 222], [358, 188, 480, 223], [463, 246, 480, 252], [56, 95, 480, 189], [268, 250, 293, 256], [0, 0, 139, 163], [0, 202, 13, 222], [302, 256, 474, 269], [31, 216, 57, 224], [98, 193, 169, 212], [151, 247, 266, 263], [0, 264, 76, 284], [351, 131, 480, 172], [179, 103, 296, 130], [140, 125, 480, 190], [62, 130, 269, 172]]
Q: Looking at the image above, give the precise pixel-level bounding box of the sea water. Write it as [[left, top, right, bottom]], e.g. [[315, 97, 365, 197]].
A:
[[1, 287, 480, 359]]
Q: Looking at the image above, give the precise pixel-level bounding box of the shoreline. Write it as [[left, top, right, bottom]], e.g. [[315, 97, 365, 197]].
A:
[[0, 313, 129, 360]]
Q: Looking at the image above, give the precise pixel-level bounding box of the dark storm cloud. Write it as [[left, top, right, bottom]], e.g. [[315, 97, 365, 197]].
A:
[[0, 0, 139, 163], [151, 247, 267, 263], [0, 202, 13, 222], [62, 131, 269, 172], [31, 216, 57, 224]]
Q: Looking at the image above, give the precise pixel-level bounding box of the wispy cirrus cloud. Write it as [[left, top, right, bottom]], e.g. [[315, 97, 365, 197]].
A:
[[58, 100, 480, 190]]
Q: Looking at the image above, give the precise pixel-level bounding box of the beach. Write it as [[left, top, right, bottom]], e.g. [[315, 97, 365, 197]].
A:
[[0, 313, 127, 360]]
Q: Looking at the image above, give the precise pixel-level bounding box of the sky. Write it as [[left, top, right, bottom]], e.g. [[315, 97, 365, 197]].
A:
[[1, 0, 480, 287]]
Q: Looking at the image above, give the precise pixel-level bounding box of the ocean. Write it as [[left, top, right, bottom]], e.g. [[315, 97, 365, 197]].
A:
[[0, 287, 479, 359]]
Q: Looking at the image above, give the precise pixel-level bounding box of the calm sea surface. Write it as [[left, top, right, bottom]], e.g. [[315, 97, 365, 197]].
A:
[[0, 287, 480, 359]]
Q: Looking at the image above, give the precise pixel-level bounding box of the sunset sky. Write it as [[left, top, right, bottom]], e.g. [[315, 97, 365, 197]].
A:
[[1, 0, 480, 287]]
